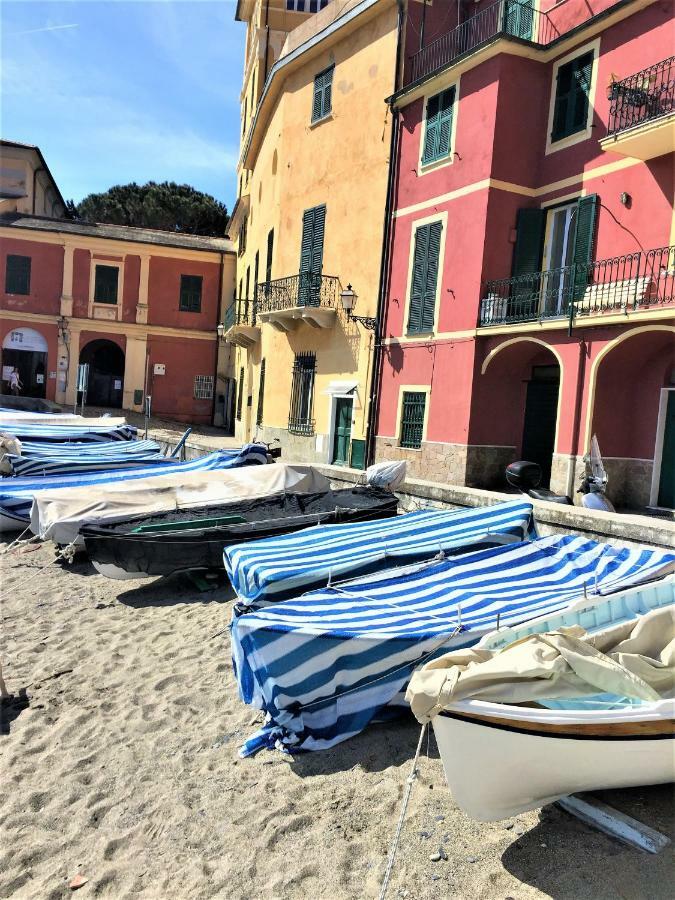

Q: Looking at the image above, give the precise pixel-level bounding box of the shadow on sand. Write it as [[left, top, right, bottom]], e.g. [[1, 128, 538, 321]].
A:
[[117, 572, 236, 608], [1, 689, 30, 735]]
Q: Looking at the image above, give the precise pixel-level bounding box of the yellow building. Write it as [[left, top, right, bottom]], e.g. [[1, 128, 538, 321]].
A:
[[226, 0, 399, 466]]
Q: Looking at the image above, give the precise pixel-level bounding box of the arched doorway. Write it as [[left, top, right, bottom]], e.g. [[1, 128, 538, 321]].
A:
[[2, 328, 48, 399], [79, 340, 125, 408], [589, 327, 674, 509], [470, 338, 562, 488]]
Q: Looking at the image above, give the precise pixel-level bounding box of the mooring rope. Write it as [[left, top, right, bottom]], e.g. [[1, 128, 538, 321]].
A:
[[379, 722, 427, 900], [1, 527, 32, 555]]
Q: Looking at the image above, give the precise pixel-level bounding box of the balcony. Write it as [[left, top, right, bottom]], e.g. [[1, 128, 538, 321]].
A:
[[407, 0, 557, 87], [478, 246, 675, 328], [222, 299, 260, 348], [255, 272, 340, 331], [601, 58, 675, 160]]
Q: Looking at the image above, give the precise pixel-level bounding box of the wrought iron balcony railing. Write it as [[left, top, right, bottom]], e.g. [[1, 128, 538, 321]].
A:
[[408, 0, 557, 86], [607, 57, 675, 136], [255, 272, 340, 315], [223, 298, 256, 329], [479, 246, 675, 327]]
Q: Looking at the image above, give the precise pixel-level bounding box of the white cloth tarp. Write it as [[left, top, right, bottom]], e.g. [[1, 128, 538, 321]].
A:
[[32, 463, 330, 544], [407, 605, 675, 722], [0, 414, 127, 427]]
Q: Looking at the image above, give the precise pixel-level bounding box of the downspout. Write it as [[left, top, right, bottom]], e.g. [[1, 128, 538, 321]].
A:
[[365, 0, 405, 468], [419, 0, 427, 49], [566, 337, 587, 499], [263, 0, 271, 83], [212, 250, 225, 425]]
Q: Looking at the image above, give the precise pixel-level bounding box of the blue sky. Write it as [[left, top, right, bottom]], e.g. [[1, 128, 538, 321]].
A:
[[1, 1, 243, 209]]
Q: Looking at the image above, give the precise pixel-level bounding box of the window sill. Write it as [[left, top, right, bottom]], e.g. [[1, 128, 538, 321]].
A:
[[309, 112, 333, 129], [405, 329, 435, 338], [91, 300, 119, 307], [398, 445, 423, 452], [419, 153, 453, 175]]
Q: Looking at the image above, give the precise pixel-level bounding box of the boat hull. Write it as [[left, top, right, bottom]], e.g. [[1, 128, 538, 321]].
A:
[[433, 701, 675, 821], [83, 487, 399, 579]]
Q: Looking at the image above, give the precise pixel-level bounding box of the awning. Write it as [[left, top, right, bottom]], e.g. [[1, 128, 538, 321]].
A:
[[322, 380, 358, 396]]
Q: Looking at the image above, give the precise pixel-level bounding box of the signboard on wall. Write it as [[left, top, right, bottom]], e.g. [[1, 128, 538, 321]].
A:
[[153, 363, 166, 376]]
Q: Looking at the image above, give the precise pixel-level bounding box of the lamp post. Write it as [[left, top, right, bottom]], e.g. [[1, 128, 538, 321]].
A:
[[340, 284, 377, 332], [216, 322, 226, 342]]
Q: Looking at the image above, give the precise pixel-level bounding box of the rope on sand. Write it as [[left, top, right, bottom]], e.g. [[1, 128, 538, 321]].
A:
[[9, 541, 77, 592], [1, 527, 32, 555], [379, 722, 427, 900]]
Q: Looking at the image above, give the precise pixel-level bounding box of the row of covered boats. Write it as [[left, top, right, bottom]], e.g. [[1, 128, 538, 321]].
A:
[[1, 407, 673, 823]]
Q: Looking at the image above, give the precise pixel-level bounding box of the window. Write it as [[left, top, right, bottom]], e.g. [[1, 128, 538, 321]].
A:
[[194, 375, 214, 400], [299, 204, 326, 305], [407, 221, 442, 333], [266, 229, 274, 282], [5, 255, 31, 295], [94, 264, 119, 304], [236, 367, 245, 420], [257, 359, 266, 427], [287, 0, 329, 9], [551, 51, 593, 142], [312, 66, 334, 123], [422, 86, 455, 165], [242, 97, 247, 137], [288, 352, 316, 435], [180, 275, 202, 312], [238, 218, 248, 257], [399, 391, 427, 449]]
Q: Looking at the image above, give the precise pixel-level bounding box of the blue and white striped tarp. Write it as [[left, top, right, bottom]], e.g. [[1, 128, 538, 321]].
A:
[[0, 423, 137, 442], [0, 443, 268, 527], [232, 535, 675, 755], [225, 500, 535, 606], [4, 439, 165, 477]]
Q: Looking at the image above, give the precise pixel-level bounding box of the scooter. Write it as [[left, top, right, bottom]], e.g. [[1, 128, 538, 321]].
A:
[[504, 435, 615, 512]]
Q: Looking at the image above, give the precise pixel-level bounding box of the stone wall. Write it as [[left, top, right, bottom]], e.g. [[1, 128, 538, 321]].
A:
[[552, 453, 654, 510], [258, 424, 327, 465], [374, 437, 515, 489]]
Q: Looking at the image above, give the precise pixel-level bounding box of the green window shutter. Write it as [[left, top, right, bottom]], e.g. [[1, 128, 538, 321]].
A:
[[5, 255, 31, 295], [504, 0, 534, 39], [511, 208, 546, 314], [312, 67, 334, 122], [571, 193, 598, 300], [400, 391, 427, 449], [257, 359, 266, 427], [422, 88, 455, 165], [552, 51, 593, 141], [94, 265, 119, 303], [299, 204, 325, 306], [180, 275, 202, 312], [407, 221, 442, 333], [236, 367, 244, 420]]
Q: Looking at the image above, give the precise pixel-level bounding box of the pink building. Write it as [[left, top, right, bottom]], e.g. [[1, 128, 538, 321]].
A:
[[375, 0, 674, 510]]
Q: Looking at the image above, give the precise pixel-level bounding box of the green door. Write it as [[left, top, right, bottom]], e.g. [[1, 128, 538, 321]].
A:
[[657, 392, 675, 508], [521, 367, 560, 487], [332, 397, 353, 465]]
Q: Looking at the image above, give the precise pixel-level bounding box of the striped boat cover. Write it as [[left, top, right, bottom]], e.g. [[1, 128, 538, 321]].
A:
[[232, 535, 675, 755], [5, 440, 165, 477], [0, 443, 268, 526], [225, 500, 535, 605], [0, 423, 137, 442]]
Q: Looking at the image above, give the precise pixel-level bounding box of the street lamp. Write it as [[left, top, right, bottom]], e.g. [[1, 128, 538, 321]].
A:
[[340, 284, 377, 332], [216, 322, 225, 341]]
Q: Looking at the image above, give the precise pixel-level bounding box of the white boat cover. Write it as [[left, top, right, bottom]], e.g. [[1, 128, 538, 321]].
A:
[[0, 414, 127, 426], [32, 463, 330, 544], [406, 603, 675, 722]]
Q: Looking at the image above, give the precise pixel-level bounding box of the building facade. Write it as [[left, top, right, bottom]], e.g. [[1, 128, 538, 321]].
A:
[[1, 140, 67, 219], [375, 0, 674, 509], [225, 0, 400, 466], [1, 213, 236, 426]]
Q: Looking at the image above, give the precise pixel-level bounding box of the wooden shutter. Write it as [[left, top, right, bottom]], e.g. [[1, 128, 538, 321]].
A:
[[322, 67, 333, 117], [407, 221, 442, 333], [552, 52, 593, 141], [571, 193, 598, 300], [512, 208, 546, 277], [312, 67, 333, 122], [266, 229, 274, 281], [422, 89, 454, 165], [5, 255, 31, 295], [300, 208, 315, 275], [256, 359, 266, 427]]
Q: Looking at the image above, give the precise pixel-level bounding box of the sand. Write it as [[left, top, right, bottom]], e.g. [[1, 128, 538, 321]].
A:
[[1, 540, 674, 900]]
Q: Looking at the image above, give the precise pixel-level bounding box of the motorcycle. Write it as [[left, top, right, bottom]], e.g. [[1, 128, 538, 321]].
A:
[[505, 435, 615, 512]]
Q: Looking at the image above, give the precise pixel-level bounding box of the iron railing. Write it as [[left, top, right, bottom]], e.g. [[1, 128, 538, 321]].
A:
[[255, 272, 340, 315], [408, 0, 557, 86], [479, 246, 675, 327], [288, 352, 316, 436], [399, 390, 427, 449], [607, 57, 675, 136], [223, 298, 256, 329]]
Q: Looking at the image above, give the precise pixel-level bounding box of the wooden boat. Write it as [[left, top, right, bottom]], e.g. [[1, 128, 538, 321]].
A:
[[81, 486, 399, 579], [409, 582, 675, 821], [432, 696, 674, 821]]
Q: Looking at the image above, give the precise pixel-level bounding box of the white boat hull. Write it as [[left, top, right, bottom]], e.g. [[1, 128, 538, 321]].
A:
[[432, 699, 675, 821]]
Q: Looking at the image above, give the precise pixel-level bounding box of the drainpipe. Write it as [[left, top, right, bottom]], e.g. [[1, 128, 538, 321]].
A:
[[566, 337, 587, 498], [365, 0, 405, 469], [263, 0, 270, 83], [419, 0, 427, 49]]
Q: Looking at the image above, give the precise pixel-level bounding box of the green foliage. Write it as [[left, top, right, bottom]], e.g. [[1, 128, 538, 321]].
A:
[[72, 182, 229, 237]]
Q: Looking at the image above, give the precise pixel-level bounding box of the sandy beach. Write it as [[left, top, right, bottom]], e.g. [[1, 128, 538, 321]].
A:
[[2, 539, 674, 900]]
